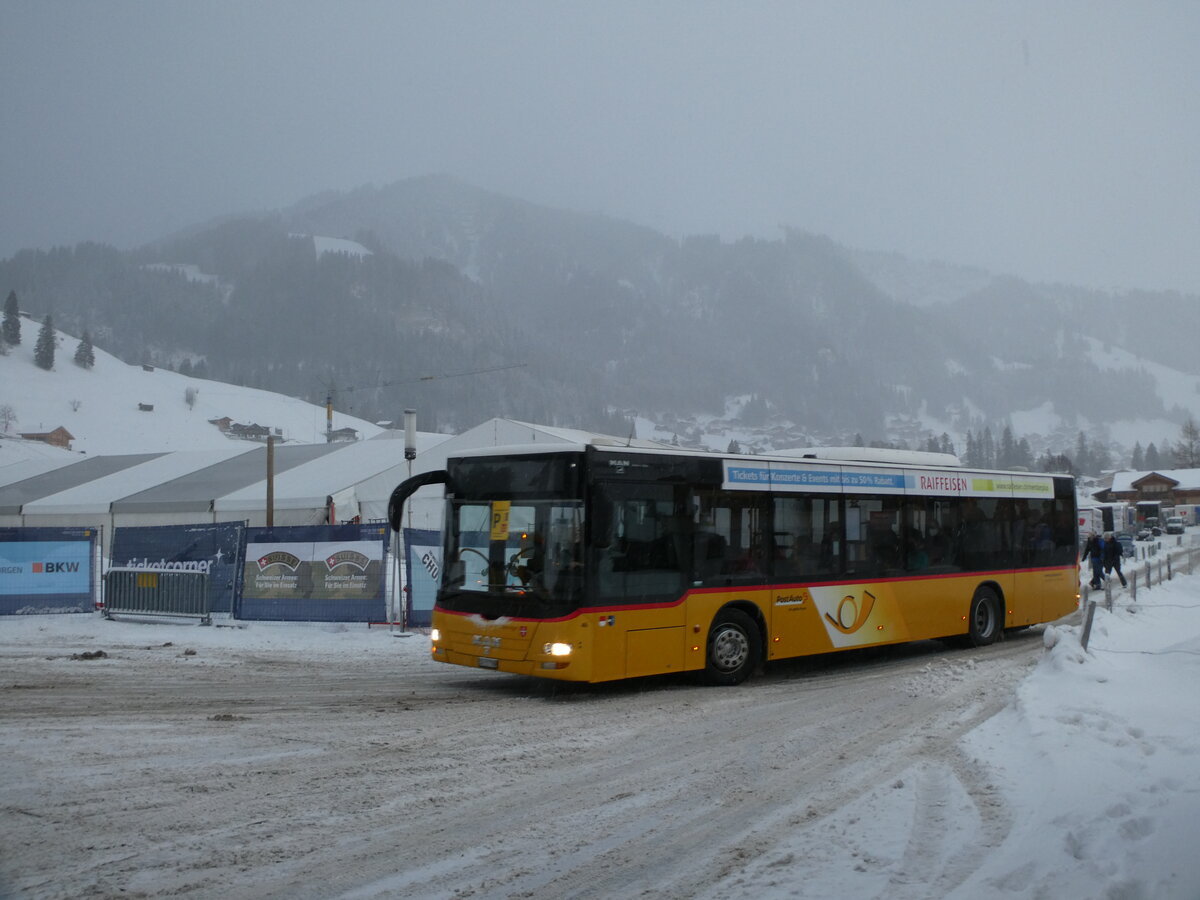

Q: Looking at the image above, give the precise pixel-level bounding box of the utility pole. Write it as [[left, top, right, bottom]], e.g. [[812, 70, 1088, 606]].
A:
[[266, 434, 275, 528], [394, 409, 418, 636]]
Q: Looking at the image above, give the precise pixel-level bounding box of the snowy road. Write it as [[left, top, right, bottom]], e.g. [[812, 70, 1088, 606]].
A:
[[0, 620, 1050, 899]]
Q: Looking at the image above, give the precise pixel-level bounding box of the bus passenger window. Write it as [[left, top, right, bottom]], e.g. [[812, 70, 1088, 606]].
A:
[[772, 496, 841, 580], [693, 490, 768, 585], [845, 497, 902, 577], [593, 483, 688, 601]]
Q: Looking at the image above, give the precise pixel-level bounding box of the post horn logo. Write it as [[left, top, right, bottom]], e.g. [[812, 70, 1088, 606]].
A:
[[824, 589, 877, 634]]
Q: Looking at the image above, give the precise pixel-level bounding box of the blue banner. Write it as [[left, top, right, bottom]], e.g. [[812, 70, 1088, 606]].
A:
[[110, 523, 245, 614], [0, 526, 98, 615], [237, 523, 389, 622], [403, 528, 441, 628], [726, 464, 909, 492]]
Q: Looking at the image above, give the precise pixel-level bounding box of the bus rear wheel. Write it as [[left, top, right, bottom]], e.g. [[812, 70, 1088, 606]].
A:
[[967, 587, 1002, 647], [703, 609, 760, 686]]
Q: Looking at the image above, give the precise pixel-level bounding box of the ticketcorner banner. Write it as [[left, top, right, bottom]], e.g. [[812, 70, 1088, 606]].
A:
[[238, 523, 389, 622], [0, 526, 98, 615], [402, 528, 441, 628], [110, 522, 246, 615]]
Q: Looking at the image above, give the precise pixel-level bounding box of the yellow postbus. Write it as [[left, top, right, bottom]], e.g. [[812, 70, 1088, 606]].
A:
[[389, 440, 1079, 685]]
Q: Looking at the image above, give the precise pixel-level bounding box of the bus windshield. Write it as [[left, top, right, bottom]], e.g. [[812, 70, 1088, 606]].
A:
[[444, 499, 585, 609]]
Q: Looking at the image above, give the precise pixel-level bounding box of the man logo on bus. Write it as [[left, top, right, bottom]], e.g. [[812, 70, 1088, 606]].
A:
[[824, 590, 877, 634]]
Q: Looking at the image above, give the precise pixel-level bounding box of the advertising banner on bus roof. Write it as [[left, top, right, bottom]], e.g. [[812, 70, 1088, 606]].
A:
[[723, 461, 1054, 499]]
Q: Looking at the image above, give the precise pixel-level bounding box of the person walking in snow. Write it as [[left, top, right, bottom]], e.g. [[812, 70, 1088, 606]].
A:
[[1102, 531, 1128, 587], [1081, 531, 1104, 590]]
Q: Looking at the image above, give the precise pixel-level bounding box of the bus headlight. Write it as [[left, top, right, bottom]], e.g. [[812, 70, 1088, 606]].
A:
[[544, 642, 572, 657], [430, 628, 441, 643]]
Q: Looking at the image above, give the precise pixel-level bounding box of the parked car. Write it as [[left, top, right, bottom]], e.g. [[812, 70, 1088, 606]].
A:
[[1136, 529, 1153, 541], [1165, 517, 1185, 535], [1115, 532, 1136, 557]]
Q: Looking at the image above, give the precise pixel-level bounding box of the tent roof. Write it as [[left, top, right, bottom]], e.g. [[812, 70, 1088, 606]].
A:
[[0, 453, 164, 515], [3, 419, 652, 521], [213, 438, 444, 512], [112, 443, 342, 514], [0, 456, 78, 490], [21, 447, 254, 516]]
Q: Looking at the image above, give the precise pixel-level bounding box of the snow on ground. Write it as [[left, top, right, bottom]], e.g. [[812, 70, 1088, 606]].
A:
[[715, 570, 1200, 899], [2, 570, 1199, 898]]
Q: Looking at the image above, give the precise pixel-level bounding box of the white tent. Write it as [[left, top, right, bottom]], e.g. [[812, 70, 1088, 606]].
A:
[[0, 456, 77, 490], [212, 434, 450, 527], [19, 447, 254, 555], [1, 418, 656, 549], [0, 453, 166, 530]]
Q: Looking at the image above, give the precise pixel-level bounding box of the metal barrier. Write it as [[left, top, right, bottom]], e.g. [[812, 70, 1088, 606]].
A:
[[103, 567, 212, 623], [1082, 544, 1200, 607]]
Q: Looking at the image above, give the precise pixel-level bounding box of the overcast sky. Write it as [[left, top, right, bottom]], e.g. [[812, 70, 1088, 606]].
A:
[[2, 1, 1198, 294]]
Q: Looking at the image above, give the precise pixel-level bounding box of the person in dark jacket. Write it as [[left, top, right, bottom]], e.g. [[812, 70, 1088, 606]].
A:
[[1102, 531, 1128, 587], [1081, 531, 1104, 589]]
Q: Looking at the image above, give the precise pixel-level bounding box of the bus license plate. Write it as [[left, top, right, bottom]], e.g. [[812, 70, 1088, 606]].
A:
[[478, 657, 499, 669]]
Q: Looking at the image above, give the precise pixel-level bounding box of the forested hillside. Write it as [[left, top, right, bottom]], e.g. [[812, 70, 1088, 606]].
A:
[[3, 176, 1197, 456]]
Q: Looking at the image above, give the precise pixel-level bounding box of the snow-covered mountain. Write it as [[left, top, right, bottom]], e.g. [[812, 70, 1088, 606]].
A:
[[0, 321, 383, 465], [4, 176, 1200, 465]]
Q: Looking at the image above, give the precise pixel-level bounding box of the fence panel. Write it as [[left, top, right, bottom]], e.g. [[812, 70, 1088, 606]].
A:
[[103, 567, 211, 623], [0, 526, 99, 615]]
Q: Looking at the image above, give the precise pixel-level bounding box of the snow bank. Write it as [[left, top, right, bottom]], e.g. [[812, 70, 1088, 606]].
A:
[[956, 581, 1200, 898]]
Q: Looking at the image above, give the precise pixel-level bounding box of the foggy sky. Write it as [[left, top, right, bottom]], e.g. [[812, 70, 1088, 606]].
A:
[[3, 1, 1198, 294]]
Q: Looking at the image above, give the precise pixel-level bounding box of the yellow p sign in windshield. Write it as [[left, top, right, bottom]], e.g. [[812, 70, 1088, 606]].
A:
[[490, 501, 511, 540]]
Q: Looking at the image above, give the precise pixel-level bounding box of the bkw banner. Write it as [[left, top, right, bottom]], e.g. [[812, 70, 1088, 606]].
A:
[[237, 523, 390, 622], [0, 526, 98, 615]]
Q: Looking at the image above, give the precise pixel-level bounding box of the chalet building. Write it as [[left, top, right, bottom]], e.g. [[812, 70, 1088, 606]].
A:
[[208, 416, 233, 433], [1096, 469, 1200, 508], [20, 426, 75, 450], [328, 427, 359, 443], [228, 422, 271, 441]]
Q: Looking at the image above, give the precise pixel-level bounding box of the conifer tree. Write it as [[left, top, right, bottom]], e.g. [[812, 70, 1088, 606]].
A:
[[1000, 426, 1017, 468], [964, 431, 978, 467], [1016, 437, 1033, 469], [1145, 442, 1161, 469], [34, 314, 55, 370], [2, 290, 20, 346], [981, 427, 996, 468], [73, 329, 95, 369], [1131, 442, 1144, 470], [1074, 432, 1092, 475]]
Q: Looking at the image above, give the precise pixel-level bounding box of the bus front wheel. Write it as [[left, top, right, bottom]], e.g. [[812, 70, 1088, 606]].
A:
[[967, 587, 1002, 647], [703, 609, 760, 686]]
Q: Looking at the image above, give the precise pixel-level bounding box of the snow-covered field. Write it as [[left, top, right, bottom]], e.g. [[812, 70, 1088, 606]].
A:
[[0, 324, 382, 459], [2, 567, 1199, 899]]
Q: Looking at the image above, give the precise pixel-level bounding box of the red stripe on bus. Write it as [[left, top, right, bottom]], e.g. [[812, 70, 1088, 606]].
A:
[[434, 564, 1077, 623]]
